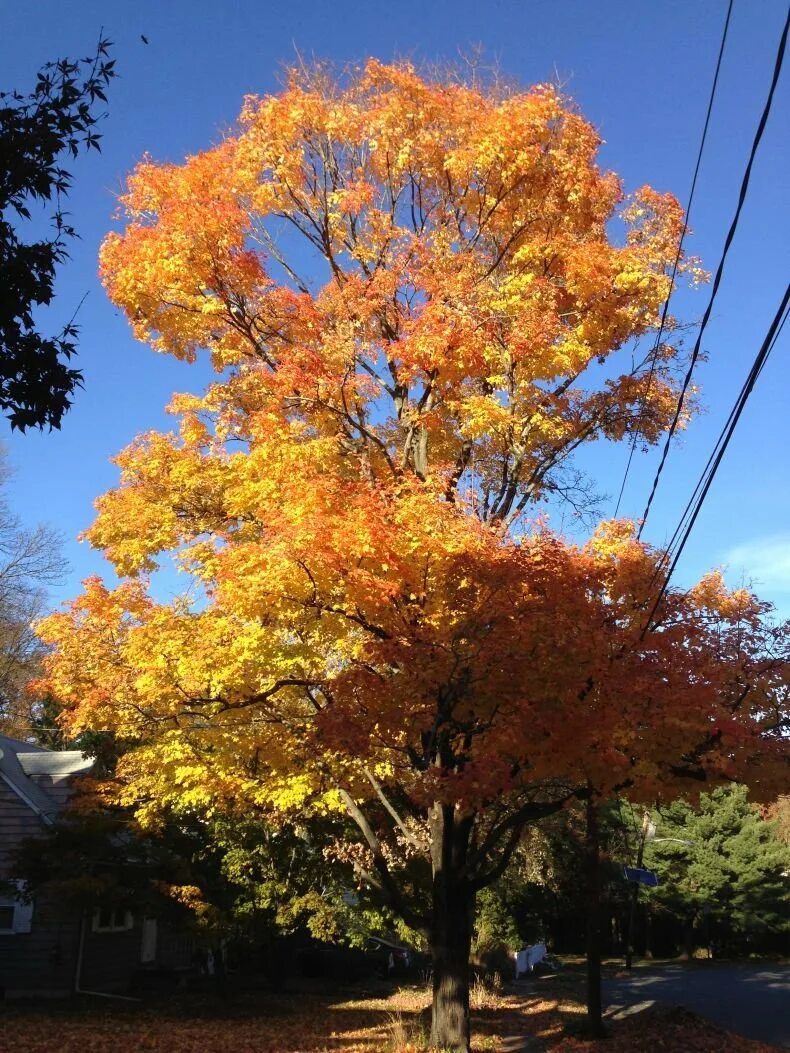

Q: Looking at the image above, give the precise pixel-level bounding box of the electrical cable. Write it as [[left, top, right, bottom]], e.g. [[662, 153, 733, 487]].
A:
[[636, 5, 790, 539], [642, 282, 790, 636], [614, 0, 734, 517], [658, 302, 789, 575]]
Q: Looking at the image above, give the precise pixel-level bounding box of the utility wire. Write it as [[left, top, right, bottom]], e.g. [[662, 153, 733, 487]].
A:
[[755, 306, 789, 381], [642, 282, 790, 637], [636, 4, 790, 539], [614, 0, 734, 517], [657, 302, 789, 576]]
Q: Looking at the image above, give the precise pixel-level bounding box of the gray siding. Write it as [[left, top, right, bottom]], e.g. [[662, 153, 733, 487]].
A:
[[0, 778, 44, 876], [79, 920, 194, 991], [26, 774, 75, 810], [0, 893, 81, 996], [1, 773, 81, 994], [81, 922, 143, 992], [0, 911, 195, 996], [0, 742, 194, 995]]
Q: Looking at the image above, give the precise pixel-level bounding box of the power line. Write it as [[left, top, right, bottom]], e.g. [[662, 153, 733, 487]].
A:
[[755, 306, 789, 382], [658, 302, 789, 576], [642, 282, 790, 636], [614, 0, 734, 517], [636, 4, 790, 539]]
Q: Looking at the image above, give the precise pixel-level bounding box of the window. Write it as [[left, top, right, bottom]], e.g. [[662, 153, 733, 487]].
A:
[[92, 907, 134, 933], [0, 881, 34, 934]]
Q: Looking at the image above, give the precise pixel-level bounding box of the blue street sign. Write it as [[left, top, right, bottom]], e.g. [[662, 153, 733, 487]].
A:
[[623, 865, 659, 887]]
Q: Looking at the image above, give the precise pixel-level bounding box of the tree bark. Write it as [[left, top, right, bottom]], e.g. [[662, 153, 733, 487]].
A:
[[429, 803, 475, 1053], [430, 893, 474, 1051], [585, 796, 606, 1039]]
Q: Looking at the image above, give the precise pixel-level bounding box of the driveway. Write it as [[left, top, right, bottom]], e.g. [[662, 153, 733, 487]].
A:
[[604, 963, 790, 1048]]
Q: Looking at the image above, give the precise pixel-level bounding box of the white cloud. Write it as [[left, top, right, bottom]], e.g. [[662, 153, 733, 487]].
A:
[[723, 535, 790, 594]]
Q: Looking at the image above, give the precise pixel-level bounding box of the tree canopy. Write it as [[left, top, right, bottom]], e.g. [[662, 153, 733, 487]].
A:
[[37, 61, 788, 1050]]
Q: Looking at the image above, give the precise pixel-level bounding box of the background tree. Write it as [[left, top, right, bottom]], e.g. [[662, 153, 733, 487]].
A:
[[475, 803, 632, 960], [38, 61, 788, 1051], [0, 34, 115, 430], [645, 786, 790, 958], [0, 449, 64, 737]]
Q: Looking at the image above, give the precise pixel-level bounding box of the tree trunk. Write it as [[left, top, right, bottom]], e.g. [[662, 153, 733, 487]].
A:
[[585, 796, 606, 1039], [431, 899, 474, 1051], [683, 916, 695, 960], [429, 803, 475, 1053]]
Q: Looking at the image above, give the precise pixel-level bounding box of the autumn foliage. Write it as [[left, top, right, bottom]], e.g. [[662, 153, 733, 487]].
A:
[[37, 61, 788, 1050], [1, 990, 782, 1053]]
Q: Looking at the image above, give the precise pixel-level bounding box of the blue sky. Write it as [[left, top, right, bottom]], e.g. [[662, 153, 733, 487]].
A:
[[2, 0, 789, 616]]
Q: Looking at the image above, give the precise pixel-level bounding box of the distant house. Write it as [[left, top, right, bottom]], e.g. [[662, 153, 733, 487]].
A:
[[0, 734, 191, 997]]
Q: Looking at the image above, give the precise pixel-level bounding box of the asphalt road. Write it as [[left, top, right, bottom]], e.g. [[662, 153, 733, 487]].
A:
[[604, 963, 790, 1048]]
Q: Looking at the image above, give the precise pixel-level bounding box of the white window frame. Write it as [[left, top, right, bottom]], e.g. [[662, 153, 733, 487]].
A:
[[0, 880, 34, 934], [92, 907, 134, 933]]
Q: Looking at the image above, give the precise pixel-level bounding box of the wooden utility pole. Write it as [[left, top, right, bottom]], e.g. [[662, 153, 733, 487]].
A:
[[585, 794, 606, 1038], [625, 810, 651, 970]]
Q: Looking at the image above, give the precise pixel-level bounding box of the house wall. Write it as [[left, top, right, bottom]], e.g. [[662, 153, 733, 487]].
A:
[[1, 910, 196, 997], [0, 893, 82, 997], [0, 778, 43, 875], [1, 767, 194, 996], [26, 774, 74, 810], [80, 922, 143, 992], [80, 921, 194, 991], [0, 777, 139, 996], [0, 777, 81, 995]]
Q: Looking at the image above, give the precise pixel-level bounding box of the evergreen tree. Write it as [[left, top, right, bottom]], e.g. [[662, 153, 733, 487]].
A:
[[646, 786, 789, 956]]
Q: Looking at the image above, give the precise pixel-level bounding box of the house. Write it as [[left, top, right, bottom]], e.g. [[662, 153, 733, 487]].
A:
[[0, 734, 192, 997]]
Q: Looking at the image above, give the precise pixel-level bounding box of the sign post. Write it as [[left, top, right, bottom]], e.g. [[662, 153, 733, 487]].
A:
[[623, 865, 659, 887]]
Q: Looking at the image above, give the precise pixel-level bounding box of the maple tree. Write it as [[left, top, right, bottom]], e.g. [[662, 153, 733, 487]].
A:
[[37, 62, 787, 1050]]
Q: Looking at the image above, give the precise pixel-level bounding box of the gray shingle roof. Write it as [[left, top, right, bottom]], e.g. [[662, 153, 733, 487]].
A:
[[0, 735, 93, 824], [17, 750, 93, 779], [0, 733, 48, 755]]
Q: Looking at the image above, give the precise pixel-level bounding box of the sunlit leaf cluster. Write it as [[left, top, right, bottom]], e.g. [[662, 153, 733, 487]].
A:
[[37, 62, 787, 894]]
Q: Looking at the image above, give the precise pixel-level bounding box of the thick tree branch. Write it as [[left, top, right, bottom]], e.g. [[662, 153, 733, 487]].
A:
[[338, 788, 429, 934], [466, 788, 581, 888], [363, 767, 424, 850]]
